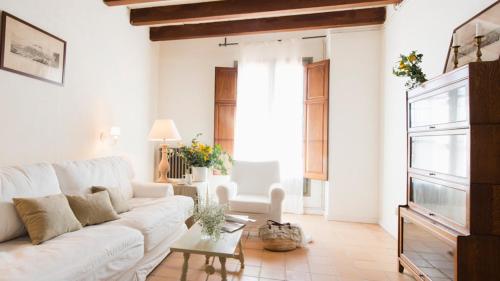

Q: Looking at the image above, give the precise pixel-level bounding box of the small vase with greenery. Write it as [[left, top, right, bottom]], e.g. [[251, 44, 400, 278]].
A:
[[178, 134, 232, 175], [393, 51, 427, 90], [194, 201, 226, 241]]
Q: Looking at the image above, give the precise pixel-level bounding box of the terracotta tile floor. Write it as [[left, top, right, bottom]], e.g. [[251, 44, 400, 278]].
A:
[[147, 214, 416, 281]]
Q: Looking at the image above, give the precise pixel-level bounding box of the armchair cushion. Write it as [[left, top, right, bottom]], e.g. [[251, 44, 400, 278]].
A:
[[231, 161, 280, 196], [216, 182, 237, 204], [131, 181, 173, 198], [229, 195, 270, 213]]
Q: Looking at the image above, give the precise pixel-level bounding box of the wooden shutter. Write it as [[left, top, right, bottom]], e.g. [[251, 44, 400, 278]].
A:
[[214, 67, 237, 155], [304, 60, 329, 180]]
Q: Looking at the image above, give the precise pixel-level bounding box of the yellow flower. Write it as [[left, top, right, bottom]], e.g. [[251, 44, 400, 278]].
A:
[[408, 54, 417, 62]]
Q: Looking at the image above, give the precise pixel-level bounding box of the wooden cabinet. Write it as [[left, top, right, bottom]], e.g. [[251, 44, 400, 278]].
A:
[[408, 79, 468, 132], [409, 130, 469, 183], [399, 208, 458, 281], [398, 60, 500, 281], [408, 174, 468, 232]]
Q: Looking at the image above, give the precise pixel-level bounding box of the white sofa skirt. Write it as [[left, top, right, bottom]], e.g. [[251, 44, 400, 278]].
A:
[[0, 225, 144, 281], [114, 223, 188, 281]]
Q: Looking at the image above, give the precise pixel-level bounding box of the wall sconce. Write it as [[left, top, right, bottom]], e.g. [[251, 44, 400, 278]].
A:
[[100, 126, 121, 144]]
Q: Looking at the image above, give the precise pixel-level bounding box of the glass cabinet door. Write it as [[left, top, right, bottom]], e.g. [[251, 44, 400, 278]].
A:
[[409, 83, 468, 130], [402, 217, 455, 281], [410, 132, 468, 179], [410, 177, 467, 226]]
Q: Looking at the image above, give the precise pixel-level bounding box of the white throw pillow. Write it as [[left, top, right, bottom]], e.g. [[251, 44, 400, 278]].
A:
[[53, 156, 134, 199], [0, 163, 62, 242]]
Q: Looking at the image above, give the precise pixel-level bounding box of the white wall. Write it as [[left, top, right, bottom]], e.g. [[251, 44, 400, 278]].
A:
[[378, 0, 497, 237], [159, 29, 383, 220], [157, 31, 327, 145], [0, 0, 159, 180], [327, 28, 382, 223]]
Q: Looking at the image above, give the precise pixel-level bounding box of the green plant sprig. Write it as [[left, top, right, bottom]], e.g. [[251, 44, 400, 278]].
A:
[[392, 50, 427, 90], [194, 201, 227, 240]]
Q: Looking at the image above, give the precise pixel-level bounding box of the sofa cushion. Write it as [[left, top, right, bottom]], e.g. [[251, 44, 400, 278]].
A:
[[108, 195, 194, 252], [0, 225, 143, 281], [128, 195, 194, 222], [53, 156, 134, 199], [0, 163, 62, 243], [229, 195, 270, 214], [66, 192, 119, 226], [13, 194, 82, 245], [92, 186, 131, 214]]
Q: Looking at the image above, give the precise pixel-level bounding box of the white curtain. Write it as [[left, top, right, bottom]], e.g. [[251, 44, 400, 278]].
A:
[[234, 40, 304, 214]]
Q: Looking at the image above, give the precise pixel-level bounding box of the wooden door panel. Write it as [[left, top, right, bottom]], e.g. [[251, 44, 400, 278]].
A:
[[214, 67, 237, 156], [214, 104, 236, 139], [306, 61, 328, 100], [305, 141, 326, 175], [306, 102, 326, 140], [304, 59, 329, 180], [215, 140, 234, 155], [215, 67, 237, 102]]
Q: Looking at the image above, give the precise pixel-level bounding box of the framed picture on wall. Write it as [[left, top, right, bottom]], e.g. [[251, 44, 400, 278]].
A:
[[444, 1, 500, 73], [0, 12, 66, 85]]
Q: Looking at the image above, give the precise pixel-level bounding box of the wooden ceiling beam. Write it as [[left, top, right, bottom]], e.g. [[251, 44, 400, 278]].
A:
[[103, 0, 164, 6], [150, 7, 386, 41], [132, 0, 398, 26]]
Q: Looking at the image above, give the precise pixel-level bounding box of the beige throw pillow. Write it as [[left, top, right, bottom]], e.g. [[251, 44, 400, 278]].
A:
[[13, 194, 82, 245], [91, 186, 130, 214], [66, 191, 119, 226]]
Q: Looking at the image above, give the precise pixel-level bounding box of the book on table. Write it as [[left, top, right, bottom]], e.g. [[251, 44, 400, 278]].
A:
[[222, 221, 245, 233], [225, 214, 256, 224]]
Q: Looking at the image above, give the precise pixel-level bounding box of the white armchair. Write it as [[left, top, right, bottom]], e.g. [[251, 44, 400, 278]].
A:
[[216, 161, 285, 227]]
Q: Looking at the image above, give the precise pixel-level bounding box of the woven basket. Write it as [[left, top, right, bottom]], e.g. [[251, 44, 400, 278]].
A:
[[258, 220, 303, 252]]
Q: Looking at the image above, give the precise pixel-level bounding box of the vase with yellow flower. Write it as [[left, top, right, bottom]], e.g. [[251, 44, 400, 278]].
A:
[[393, 51, 427, 90], [178, 134, 231, 182]]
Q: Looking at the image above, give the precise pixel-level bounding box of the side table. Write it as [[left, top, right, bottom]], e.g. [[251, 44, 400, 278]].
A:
[[172, 181, 209, 227]]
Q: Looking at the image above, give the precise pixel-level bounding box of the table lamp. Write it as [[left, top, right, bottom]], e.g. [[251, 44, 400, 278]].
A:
[[148, 119, 181, 182]]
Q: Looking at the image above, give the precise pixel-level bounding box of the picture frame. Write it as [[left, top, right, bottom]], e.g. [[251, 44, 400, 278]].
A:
[[444, 1, 500, 73], [0, 11, 66, 85]]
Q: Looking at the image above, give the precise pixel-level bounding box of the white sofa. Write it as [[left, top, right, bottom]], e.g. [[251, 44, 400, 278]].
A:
[[0, 156, 193, 281]]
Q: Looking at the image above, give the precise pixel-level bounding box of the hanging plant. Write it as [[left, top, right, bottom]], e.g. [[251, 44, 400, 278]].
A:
[[392, 51, 427, 90]]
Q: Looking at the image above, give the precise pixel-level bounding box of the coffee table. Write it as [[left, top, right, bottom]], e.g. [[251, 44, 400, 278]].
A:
[[170, 222, 245, 281]]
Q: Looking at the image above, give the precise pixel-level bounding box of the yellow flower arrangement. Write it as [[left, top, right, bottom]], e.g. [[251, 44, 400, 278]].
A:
[[178, 134, 232, 175], [393, 50, 427, 90]]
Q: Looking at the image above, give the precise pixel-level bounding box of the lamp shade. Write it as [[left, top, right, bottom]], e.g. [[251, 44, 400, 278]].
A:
[[148, 119, 181, 142]]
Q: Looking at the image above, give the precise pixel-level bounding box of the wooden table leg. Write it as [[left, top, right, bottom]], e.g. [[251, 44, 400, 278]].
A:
[[238, 240, 245, 269], [181, 253, 190, 281], [205, 255, 210, 265], [219, 256, 227, 281]]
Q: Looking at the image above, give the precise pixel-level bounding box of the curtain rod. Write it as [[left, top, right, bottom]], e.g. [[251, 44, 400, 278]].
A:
[[218, 35, 327, 47]]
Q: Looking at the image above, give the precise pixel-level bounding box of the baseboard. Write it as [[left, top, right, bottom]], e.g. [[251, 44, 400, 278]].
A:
[[378, 220, 397, 239], [326, 214, 378, 224], [304, 208, 325, 215]]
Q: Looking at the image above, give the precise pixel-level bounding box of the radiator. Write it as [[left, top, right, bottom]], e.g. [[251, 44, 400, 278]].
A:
[[166, 147, 188, 179]]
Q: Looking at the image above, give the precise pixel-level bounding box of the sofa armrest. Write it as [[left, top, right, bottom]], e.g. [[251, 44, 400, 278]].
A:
[[131, 181, 174, 198], [269, 183, 285, 222], [216, 181, 238, 205]]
